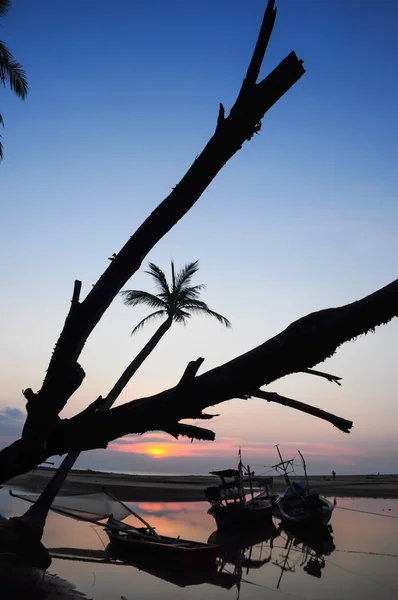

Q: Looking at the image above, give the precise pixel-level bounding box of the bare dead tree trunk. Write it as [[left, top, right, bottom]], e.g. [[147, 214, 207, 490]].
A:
[[15, 317, 175, 534], [18, 0, 304, 456], [2, 277, 397, 486], [0, 1, 396, 493]]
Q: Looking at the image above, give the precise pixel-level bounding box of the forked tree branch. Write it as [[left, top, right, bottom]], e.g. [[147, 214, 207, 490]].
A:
[[2, 2, 396, 488], [18, 1, 304, 449], [240, 0, 277, 92], [0, 277, 396, 484]]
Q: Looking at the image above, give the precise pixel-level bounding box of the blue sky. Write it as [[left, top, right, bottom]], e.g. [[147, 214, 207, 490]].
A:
[[1, 0, 397, 475]]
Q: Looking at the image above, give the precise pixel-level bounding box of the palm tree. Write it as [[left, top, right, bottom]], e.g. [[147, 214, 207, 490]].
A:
[[15, 260, 230, 535], [0, 0, 28, 160], [105, 260, 231, 405]]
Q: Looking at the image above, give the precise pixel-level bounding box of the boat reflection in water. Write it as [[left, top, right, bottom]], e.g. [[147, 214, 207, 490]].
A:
[[48, 519, 336, 597], [208, 521, 280, 597], [49, 522, 281, 594], [49, 545, 237, 590], [274, 523, 335, 586]]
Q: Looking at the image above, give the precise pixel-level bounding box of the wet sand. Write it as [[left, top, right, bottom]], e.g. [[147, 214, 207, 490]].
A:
[[8, 468, 398, 501]]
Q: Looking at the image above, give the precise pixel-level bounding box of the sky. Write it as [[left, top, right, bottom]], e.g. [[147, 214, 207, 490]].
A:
[[0, 0, 397, 476]]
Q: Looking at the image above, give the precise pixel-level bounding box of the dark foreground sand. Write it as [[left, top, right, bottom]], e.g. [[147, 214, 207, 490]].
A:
[[8, 468, 398, 501]]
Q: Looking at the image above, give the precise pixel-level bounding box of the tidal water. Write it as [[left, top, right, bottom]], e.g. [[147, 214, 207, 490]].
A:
[[1, 489, 398, 600]]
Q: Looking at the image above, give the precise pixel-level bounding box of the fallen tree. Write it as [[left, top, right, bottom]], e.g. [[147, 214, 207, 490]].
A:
[[0, 0, 396, 487]]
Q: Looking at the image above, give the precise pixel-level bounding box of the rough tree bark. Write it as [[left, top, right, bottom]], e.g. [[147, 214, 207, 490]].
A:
[[0, 1, 396, 489]]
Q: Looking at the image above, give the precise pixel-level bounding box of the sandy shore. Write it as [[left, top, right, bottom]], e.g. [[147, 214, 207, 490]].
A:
[[8, 467, 398, 501]]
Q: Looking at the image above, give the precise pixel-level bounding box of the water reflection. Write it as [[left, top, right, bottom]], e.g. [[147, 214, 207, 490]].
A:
[[1, 489, 398, 600], [274, 525, 335, 587]]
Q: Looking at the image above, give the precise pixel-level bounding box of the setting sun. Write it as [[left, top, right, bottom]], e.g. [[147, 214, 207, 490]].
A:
[[146, 447, 167, 457]]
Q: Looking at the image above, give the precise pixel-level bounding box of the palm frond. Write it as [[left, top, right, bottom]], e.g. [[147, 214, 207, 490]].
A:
[[0, 113, 4, 126], [174, 260, 200, 294], [0, 1, 11, 17], [176, 284, 206, 305], [173, 308, 191, 324], [171, 260, 176, 294], [0, 41, 28, 99], [183, 299, 231, 328], [123, 259, 230, 334], [145, 262, 171, 296], [131, 310, 168, 335], [120, 289, 167, 310]]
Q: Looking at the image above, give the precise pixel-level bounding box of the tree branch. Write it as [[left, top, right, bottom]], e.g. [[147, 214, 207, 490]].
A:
[[19, 2, 304, 448], [240, 0, 277, 92], [1, 277, 396, 483], [251, 389, 352, 433], [43, 278, 398, 456], [302, 368, 342, 386]]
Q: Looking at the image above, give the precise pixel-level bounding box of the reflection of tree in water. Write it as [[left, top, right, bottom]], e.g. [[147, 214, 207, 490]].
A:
[[0, 514, 87, 600], [0, 566, 87, 600]]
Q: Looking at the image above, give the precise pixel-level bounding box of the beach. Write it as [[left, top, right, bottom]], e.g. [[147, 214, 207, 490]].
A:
[[9, 467, 398, 501]]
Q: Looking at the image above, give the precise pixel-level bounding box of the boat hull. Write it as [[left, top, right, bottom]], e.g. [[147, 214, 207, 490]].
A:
[[274, 493, 334, 527], [106, 528, 219, 567], [208, 498, 273, 531]]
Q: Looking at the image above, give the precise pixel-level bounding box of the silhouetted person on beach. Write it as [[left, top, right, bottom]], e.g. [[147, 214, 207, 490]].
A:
[[332, 470, 336, 480]]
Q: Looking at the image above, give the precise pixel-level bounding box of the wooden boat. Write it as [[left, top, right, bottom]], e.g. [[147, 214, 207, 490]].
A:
[[205, 467, 274, 531], [105, 516, 219, 566], [11, 488, 219, 567], [272, 446, 334, 527]]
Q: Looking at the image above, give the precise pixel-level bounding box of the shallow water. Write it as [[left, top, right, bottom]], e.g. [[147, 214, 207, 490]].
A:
[[1, 489, 398, 600]]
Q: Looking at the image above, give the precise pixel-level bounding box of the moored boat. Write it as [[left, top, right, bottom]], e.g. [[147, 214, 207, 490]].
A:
[[272, 446, 334, 527], [11, 488, 220, 567], [205, 464, 274, 531], [105, 516, 219, 566]]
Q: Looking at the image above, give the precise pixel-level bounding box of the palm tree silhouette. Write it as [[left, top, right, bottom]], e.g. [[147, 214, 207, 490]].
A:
[[17, 261, 230, 534], [1, 0, 28, 160], [105, 260, 231, 405]]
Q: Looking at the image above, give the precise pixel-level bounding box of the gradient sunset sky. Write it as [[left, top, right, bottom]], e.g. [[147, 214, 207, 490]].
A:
[[1, 0, 397, 476]]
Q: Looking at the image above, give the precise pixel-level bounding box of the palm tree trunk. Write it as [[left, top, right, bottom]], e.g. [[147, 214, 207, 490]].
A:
[[103, 316, 173, 409], [18, 317, 173, 535]]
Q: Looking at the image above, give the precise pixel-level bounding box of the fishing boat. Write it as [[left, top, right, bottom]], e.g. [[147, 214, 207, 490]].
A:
[[11, 488, 219, 567], [105, 516, 219, 566], [272, 446, 334, 527], [205, 459, 275, 530]]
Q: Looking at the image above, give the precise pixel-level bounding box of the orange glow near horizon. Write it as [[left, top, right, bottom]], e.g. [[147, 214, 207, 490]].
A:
[[146, 446, 167, 458], [107, 432, 364, 467]]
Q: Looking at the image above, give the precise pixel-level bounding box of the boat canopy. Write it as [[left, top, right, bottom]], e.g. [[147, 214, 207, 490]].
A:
[[210, 469, 240, 478]]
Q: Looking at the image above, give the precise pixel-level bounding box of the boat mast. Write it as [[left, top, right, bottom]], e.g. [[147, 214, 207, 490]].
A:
[[238, 448, 245, 505], [297, 450, 310, 492], [104, 489, 160, 538], [275, 444, 291, 487], [246, 465, 255, 503]]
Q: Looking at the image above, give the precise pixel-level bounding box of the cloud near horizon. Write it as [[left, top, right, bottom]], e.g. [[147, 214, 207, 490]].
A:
[[107, 432, 363, 466], [0, 407, 25, 448]]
